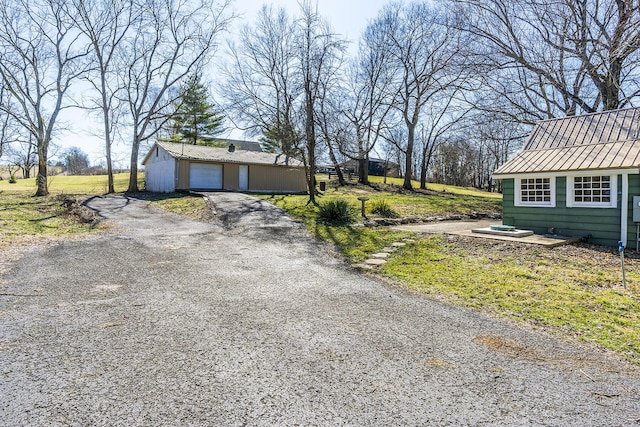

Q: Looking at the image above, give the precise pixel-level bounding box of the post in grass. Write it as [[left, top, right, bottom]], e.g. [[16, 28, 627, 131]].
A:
[[619, 241, 627, 289]]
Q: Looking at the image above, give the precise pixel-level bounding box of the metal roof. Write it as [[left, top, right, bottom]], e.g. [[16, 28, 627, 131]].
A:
[[213, 138, 263, 152], [144, 141, 304, 168], [493, 108, 640, 176]]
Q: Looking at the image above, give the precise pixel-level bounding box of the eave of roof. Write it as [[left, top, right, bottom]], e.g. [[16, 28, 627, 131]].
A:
[[493, 108, 640, 177], [143, 141, 304, 168]]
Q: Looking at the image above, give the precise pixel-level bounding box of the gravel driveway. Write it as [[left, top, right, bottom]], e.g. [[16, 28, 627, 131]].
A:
[[2, 193, 640, 426]]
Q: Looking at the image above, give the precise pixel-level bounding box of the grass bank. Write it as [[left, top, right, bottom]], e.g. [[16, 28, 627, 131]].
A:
[[383, 235, 640, 364]]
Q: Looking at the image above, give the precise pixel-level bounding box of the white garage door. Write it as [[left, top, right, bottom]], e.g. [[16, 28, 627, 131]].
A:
[[189, 163, 223, 189]]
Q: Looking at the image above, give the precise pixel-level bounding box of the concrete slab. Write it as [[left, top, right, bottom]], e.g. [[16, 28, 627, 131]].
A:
[[391, 220, 499, 233], [472, 227, 534, 238], [391, 220, 580, 247], [455, 230, 582, 247]]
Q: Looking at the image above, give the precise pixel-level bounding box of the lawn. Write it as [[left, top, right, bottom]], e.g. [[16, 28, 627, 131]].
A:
[[0, 172, 135, 194], [0, 173, 157, 249], [271, 178, 502, 219], [382, 235, 640, 364], [0, 173, 208, 249]]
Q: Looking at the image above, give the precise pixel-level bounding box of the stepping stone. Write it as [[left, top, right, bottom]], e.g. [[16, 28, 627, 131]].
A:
[[353, 263, 376, 270], [404, 239, 416, 243], [364, 258, 387, 266], [382, 247, 396, 253], [371, 252, 389, 259], [392, 242, 406, 247]]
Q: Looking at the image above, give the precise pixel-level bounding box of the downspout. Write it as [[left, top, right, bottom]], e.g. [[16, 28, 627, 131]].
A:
[[621, 173, 629, 247]]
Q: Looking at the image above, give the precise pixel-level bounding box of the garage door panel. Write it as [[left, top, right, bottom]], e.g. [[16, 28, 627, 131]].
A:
[[190, 163, 223, 189]]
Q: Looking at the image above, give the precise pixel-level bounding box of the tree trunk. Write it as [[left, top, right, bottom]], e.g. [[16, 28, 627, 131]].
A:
[[358, 156, 368, 185], [305, 89, 316, 205], [127, 137, 140, 192], [327, 142, 345, 186], [35, 141, 48, 196], [403, 124, 414, 190], [102, 86, 115, 193]]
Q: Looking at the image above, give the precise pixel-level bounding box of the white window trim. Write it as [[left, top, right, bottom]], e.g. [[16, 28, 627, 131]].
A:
[[566, 173, 617, 208], [514, 177, 556, 207]]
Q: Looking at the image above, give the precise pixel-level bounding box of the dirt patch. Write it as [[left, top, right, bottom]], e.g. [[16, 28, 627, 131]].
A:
[[474, 335, 547, 362], [57, 195, 100, 225]]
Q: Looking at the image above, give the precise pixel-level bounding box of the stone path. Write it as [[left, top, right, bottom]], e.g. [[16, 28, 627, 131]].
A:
[[355, 238, 416, 270]]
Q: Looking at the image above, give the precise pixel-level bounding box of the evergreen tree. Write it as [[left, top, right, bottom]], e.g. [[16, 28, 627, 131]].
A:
[[168, 74, 225, 145], [260, 120, 300, 155]]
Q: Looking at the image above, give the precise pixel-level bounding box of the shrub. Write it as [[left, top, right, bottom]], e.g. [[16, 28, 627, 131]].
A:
[[318, 199, 355, 225], [8, 175, 17, 184], [370, 199, 398, 218]]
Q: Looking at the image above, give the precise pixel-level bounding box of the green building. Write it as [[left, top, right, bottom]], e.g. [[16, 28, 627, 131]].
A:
[[492, 108, 640, 248]]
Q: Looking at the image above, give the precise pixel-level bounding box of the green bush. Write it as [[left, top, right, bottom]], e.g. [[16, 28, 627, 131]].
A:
[[8, 175, 17, 184], [370, 199, 398, 218], [318, 199, 355, 225]]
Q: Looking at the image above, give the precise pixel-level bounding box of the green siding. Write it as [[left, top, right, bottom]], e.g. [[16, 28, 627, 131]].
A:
[[502, 175, 640, 247]]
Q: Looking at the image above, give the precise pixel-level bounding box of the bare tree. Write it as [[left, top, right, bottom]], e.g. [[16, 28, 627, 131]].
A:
[[72, 0, 136, 193], [297, 1, 346, 204], [222, 2, 344, 203], [121, 0, 232, 192], [369, 3, 464, 190], [64, 146, 90, 175], [0, 0, 89, 195], [416, 99, 469, 189], [340, 30, 395, 185], [5, 137, 37, 179], [222, 5, 301, 156], [452, 0, 640, 119]]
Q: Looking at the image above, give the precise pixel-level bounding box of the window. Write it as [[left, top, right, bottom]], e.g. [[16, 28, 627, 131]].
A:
[[567, 175, 616, 208], [515, 177, 555, 207]]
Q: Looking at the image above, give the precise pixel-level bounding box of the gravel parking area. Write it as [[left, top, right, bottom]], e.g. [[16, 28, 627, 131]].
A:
[[1, 193, 640, 425]]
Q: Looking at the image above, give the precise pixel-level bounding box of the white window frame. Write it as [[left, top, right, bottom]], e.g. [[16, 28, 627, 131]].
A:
[[515, 176, 556, 207], [566, 173, 617, 208]]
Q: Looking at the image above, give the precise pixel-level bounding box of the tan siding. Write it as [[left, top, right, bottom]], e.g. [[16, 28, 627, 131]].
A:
[[176, 159, 190, 190], [224, 163, 239, 190], [249, 165, 307, 192]]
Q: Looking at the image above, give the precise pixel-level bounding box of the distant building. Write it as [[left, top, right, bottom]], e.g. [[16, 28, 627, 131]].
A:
[[340, 158, 400, 178]]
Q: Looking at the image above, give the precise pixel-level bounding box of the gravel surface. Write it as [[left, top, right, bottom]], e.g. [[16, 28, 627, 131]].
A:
[[1, 193, 640, 426]]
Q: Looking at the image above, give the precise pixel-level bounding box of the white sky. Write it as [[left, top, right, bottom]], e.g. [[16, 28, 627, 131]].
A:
[[59, 0, 391, 165]]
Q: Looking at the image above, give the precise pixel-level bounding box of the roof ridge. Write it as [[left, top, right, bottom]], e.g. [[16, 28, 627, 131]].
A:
[[534, 106, 640, 125]]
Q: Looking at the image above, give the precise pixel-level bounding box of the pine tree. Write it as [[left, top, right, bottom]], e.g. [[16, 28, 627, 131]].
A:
[[169, 74, 225, 145]]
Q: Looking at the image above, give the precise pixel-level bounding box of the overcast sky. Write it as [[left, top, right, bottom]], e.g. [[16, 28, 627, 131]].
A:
[[60, 0, 392, 165]]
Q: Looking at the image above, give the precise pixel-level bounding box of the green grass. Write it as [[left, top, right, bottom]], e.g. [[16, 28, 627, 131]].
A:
[[0, 173, 137, 194], [382, 235, 640, 363], [365, 175, 503, 198], [138, 192, 209, 220], [262, 180, 500, 262], [0, 173, 143, 248], [0, 193, 99, 248], [287, 179, 502, 219], [5, 173, 640, 363]]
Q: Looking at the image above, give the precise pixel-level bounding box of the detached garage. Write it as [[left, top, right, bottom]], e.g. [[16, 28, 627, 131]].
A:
[[143, 141, 307, 194]]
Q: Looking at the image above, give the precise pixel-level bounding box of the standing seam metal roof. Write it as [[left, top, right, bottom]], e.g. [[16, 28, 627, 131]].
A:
[[493, 108, 640, 176]]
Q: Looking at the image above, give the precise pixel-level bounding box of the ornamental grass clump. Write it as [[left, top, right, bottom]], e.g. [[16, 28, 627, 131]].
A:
[[370, 199, 398, 218], [317, 199, 355, 225]]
